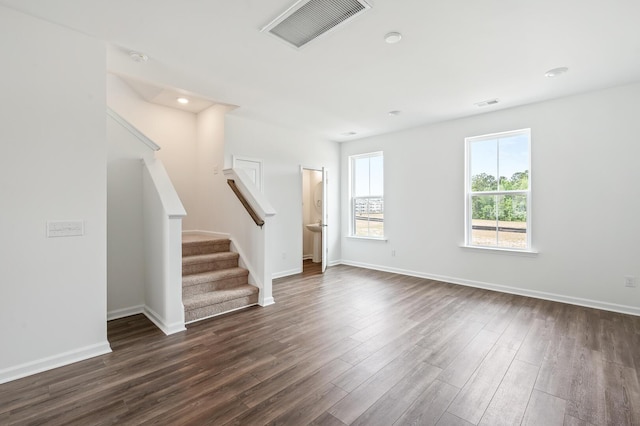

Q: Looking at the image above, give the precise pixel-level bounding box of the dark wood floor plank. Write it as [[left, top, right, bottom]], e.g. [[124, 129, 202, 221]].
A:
[[516, 317, 556, 366], [601, 360, 640, 425], [599, 315, 636, 368], [240, 342, 357, 408], [227, 358, 352, 425], [435, 412, 475, 426], [495, 301, 537, 350], [393, 379, 460, 426], [521, 389, 566, 426], [309, 412, 348, 426], [423, 319, 486, 368], [270, 384, 347, 426], [535, 335, 577, 399], [0, 264, 638, 425], [437, 329, 500, 388], [483, 295, 525, 334], [563, 414, 596, 425], [565, 347, 607, 425], [333, 329, 424, 392], [350, 361, 441, 426], [478, 359, 539, 425], [328, 344, 432, 425], [446, 344, 517, 424]]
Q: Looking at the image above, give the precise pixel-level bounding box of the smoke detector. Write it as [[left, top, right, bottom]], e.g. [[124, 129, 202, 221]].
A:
[[262, 0, 372, 49], [129, 51, 148, 63]]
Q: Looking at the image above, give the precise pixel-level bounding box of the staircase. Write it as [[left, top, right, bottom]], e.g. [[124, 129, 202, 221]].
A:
[[182, 234, 259, 323]]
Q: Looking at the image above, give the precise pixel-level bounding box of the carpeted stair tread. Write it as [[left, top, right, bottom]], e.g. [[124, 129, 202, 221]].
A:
[[182, 267, 248, 287], [182, 252, 238, 266], [182, 235, 258, 323], [182, 238, 231, 256], [183, 284, 259, 310]]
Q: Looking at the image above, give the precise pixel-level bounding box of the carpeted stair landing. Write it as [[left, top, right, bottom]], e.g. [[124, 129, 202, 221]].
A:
[[182, 235, 258, 323]]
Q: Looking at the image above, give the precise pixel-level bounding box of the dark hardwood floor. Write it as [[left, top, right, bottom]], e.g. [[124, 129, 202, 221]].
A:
[[2, 265, 640, 425]]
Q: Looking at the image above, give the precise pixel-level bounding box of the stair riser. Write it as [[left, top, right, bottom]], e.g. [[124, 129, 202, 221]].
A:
[[183, 258, 238, 275], [185, 295, 259, 323], [183, 241, 231, 256], [183, 275, 249, 297]]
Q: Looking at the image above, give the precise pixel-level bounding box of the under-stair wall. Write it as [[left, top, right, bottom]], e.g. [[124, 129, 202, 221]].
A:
[[107, 106, 187, 334]]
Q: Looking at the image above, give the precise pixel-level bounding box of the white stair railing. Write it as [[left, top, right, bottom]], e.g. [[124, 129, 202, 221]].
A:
[[223, 168, 277, 306]]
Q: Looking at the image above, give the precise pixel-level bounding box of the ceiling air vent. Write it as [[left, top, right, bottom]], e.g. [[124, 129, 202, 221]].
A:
[[262, 0, 371, 48], [475, 99, 500, 108]]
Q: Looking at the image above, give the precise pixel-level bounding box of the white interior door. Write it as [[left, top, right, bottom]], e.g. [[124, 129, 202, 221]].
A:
[[322, 167, 328, 273]]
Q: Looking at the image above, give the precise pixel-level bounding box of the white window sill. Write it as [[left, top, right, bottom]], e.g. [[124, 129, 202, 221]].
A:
[[460, 245, 539, 257], [346, 236, 388, 242]]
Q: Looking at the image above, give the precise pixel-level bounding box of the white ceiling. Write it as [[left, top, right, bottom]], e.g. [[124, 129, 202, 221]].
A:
[[3, 0, 639, 141]]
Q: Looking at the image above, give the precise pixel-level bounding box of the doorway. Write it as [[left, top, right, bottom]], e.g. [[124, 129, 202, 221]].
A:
[[301, 167, 328, 274]]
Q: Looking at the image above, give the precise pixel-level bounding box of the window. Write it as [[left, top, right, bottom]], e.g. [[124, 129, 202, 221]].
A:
[[465, 129, 531, 250], [350, 152, 384, 238]]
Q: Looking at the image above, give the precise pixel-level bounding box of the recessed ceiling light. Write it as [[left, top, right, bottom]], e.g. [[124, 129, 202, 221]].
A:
[[388, 110, 401, 116], [341, 131, 357, 137], [176, 97, 190, 104], [545, 67, 569, 78], [384, 32, 402, 44], [129, 51, 148, 63]]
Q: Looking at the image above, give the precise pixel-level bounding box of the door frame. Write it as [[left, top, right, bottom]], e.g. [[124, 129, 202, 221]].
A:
[[300, 166, 329, 273]]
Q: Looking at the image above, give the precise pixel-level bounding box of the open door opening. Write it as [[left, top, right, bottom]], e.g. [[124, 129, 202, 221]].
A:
[[301, 167, 328, 275]]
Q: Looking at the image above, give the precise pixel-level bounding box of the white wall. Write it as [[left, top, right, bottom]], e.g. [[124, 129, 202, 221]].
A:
[[193, 105, 232, 231], [341, 83, 640, 314], [107, 75, 199, 230], [225, 115, 341, 277], [106, 113, 156, 318], [141, 158, 186, 334], [0, 7, 110, 382]]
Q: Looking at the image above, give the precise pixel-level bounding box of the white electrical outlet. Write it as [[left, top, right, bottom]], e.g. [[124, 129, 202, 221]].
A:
[[624, 276, 638, 288], [391, 249, 396, 257]]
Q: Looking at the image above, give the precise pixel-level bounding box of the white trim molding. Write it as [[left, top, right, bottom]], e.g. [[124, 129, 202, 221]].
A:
[[107, 305, 144, 321], [273, 268, 303, 279], [144, 306, 186, 335], [339, 260, 640, 317], [260, 297, 275, 307], [0, 341, 112, 384], [107, 107, 161, 151]]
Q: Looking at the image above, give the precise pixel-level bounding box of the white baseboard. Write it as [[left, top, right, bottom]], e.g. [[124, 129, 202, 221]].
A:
[[0, 341, 112, 384], [107, 305, 144, 321], [339, 260, 640, 317], [328, 259, 342, 267], [260, 297, 275, 307], [143, 306, 186, 335], [183, 230, 230, 239], [273, 267, 302, 279]]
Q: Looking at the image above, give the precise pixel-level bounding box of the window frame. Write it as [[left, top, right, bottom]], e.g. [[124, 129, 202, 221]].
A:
[[349, 151, 384, 239], [464, 129, 532, 252]]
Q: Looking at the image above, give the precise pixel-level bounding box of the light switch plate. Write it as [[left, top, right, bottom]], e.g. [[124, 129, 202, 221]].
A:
[[47, 220, 84, 238]]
